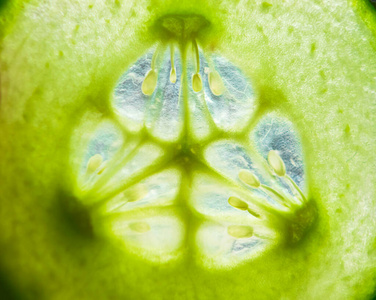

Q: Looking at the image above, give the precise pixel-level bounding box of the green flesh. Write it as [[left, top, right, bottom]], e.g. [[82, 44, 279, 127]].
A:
[[1, 0, 376, 299]]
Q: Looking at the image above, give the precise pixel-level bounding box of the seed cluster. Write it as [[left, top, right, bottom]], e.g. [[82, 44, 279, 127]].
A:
[[71, 15, 316, 266]]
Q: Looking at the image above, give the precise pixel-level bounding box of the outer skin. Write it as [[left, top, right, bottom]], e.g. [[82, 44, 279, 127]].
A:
[[0, 0, 376, 299]]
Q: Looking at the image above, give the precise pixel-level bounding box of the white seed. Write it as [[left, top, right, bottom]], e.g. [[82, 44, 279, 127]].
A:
[[268, 150, 286, 177], [238, 169, 261, 188], [124, 184, 148, 202], [192, 73, 203, 92], [87, 154, 103, 173], [228, 196, 249, 210], [227, 225, 253, 238], [170, 67, 177, 83], [208, 70, 225, 96], [129, 222, 150, 233], [142, 69, 158, 95]]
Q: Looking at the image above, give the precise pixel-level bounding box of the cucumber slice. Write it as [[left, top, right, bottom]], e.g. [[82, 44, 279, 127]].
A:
[[0, 1, 375, 299]]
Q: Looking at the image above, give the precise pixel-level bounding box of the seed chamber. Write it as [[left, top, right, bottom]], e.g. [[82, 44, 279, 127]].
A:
[[70, 14, 317, 268]]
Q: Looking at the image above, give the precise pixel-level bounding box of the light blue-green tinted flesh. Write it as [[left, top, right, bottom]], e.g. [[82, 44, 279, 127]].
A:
[[186, 53, 213, 140], [113, 51, 153, 125], [113, 48, 256, 137], [145, 49, 183, 141], [201, 54, 256, 131], [93, 50, 308, 266], [105, 168, 181, 213], [204, 141, 281, 206], [190, 173, 251, 217], [113, 48, 183, 141], [253, 114, 305, 189], [196, 221, 267, 267], [81, 122, 123, 175]]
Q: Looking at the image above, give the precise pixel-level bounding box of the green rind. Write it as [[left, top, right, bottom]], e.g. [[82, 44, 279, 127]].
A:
[[0, 0, 376, 299], [352, 0, 376, 49], [0, 0, 28, 40]]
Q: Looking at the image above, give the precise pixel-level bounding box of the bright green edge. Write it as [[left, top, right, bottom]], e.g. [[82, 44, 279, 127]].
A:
[[0, 0, 376, 299], [0, 0, 28, 39], [353, 0, 376, 48]]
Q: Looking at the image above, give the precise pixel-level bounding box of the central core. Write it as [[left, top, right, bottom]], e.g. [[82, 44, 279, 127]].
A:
[[155, 14, 210, 41]]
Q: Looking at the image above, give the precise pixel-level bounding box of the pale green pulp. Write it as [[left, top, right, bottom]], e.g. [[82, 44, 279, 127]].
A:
[[0, 0, 376, 299]]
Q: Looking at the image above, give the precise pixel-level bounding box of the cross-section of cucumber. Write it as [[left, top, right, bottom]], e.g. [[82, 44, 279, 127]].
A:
[[1, 1, 376, 299]]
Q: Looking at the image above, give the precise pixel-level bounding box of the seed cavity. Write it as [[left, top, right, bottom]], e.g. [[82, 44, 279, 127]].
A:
[[227, 225, 253, 239]]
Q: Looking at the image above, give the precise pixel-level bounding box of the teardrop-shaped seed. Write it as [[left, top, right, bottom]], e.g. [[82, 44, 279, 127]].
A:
[[238, 169, 261, 188], [227, 225, 253, 238], [129, 222, 150, 233], [192, 73, 203, 92], [228, 196, 249, 210], [142, 69, 158, 95], [87, 154, 103, 173], [268, 150, 286, 177], [125, 184, 148, 202], [170, 67, 177, 83], [208, 70, 225, 96]]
